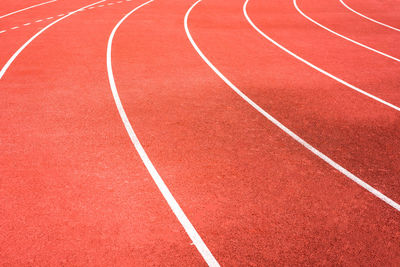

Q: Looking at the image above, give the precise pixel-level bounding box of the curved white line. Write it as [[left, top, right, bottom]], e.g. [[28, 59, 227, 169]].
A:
[[185, 0, 400, 212], [0, 0, 57, 19], [294, 0, 400, 62], [106, 1, 220, 266], [242, 0, 400, 112], [0, 0, 106, 80], [340, 0, 400, 32]]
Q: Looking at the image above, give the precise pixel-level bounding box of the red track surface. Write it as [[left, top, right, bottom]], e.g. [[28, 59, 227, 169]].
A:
[[1, 0, 399, 265]]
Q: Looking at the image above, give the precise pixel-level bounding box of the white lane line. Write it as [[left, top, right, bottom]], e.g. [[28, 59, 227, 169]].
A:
[[185, 0, 400, 212], [57, 14, 65, 16], [294, 0, 400, 62], [11, 26, 19, 30], [243, 0, 400, 112], [46, 16, 54, 19], [88, 6, 96, 9], [35, 19, 43, 22], [24, 22, 32, 26], [0, 30, 6, 34], [99, 4, 105, 7], [107, 1, 220, 265], [0, 0, 57, 19], [340, 0, 400, 32], [0, 0, 106, 80]]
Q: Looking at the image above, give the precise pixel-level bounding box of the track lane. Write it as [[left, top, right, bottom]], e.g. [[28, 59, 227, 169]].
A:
[[206, 0, 400, 206], [0, 0, 109, 69], [106, 1, 219, 264], [242, 0, 400, 109], [296, 0, 400, 60], [0, 0, 205, 265], [294, 0, 400, 62], [340, 0, 400, 31], [0, 0, 57, 19], [110, 0, 400, 264]]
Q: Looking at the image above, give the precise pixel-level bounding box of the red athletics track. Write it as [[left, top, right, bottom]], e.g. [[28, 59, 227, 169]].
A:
[[340, 0, 400, 30], [295, 0, 400, 60], [1, 0, 400, 265]]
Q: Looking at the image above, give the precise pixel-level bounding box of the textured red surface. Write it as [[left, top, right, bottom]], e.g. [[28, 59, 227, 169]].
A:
[[1, 0, 399, 265]]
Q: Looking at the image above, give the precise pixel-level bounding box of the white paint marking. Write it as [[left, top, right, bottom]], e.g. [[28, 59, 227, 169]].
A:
[[185, 0, 400, 212], [108, 3, 114, 5], [88, 7, 95, 9], [117, 0, 123, 3], [243, 0, 400, 112], [46, 17, 54, 20], [0, 30, 6, 34], [11, 26, 19, 30], [107, 1, 220, 265], [294, 0, 400, 62], [23, 23, 32, 26], [57, 14, 65, 16], [99, 4, 105, 7], [0, 0, 57, 19], [0, 0, 106, 80], [35, 19, 43, 22], [340, 0, 400, 32]]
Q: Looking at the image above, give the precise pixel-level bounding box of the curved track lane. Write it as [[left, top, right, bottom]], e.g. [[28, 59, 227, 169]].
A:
[[108, 0, 400, 264], [340, 0, 400, 31], [296, 0, 400, 60], [0, 0, 206, 265], [1, 0, 400, 265], [294, 0, 400, 62]]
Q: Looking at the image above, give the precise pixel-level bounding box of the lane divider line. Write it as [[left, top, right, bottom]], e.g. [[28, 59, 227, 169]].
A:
[[0, 0, 133, 36], [0, 0, 106, 79], [339, 0, 400, 32], [0, 0, 57, 19], [106, 1, 220, 265], [294, 0, 400, 62], [185, 0, 400, 212], [243, 0, 400, 112]]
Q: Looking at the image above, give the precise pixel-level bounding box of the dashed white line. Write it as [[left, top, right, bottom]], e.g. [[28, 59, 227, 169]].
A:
[[107, 0, 220, 266], [0, 0, 106, 80], [294, 0, 400, 62], [108, 3, 114, 5], [0, 0, 131, 35], [185, 0, 400, 212], [0, 0, 57, 19], [340, 0, 400, 32], [242, 0, 400, 112]]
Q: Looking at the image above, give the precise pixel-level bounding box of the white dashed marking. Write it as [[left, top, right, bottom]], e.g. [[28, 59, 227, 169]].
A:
[[0, 2, 135, 35]]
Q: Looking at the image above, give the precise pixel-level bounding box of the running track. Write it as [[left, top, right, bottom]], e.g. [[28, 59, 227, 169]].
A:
[[1, 0, 399, 265]]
